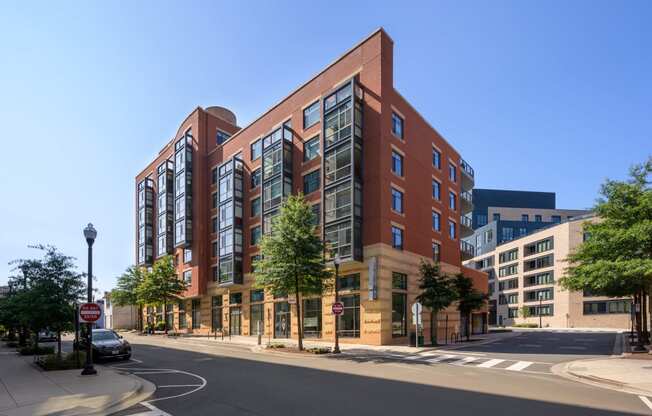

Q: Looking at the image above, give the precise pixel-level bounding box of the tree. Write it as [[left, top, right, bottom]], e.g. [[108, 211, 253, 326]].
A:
[[519, 306, 531, 322], [416, 261, 457, 345], [111, 266, 147, 331], [453, 273, 488, 342], [560, 157, 652, 346], [254, 194, 332, 350], [136, 255, 186, 332]]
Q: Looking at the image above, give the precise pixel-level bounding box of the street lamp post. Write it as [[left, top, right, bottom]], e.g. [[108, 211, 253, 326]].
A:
[[538, 292, 543, 329], [81, 223, 97, 376], [333, 255, 341, 354]]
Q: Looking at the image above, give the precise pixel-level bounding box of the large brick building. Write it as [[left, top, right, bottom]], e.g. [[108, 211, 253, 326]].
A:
[[136, 28, 487, 345]]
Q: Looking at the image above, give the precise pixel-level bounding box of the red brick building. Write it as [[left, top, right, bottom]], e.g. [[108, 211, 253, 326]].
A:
[[136, 28, 486, 345]]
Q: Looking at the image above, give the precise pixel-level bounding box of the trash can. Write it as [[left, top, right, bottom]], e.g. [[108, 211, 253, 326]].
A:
[[409, 332, 425, 347]]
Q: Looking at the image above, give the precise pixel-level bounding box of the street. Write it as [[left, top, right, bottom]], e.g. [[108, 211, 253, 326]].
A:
[[106, 331, 652, 416]]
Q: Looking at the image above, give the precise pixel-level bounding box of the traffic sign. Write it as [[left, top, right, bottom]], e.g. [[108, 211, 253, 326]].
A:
[[332, 302, 344, 315], [411, 302, 423, 325], [79, 303, 102, 323]]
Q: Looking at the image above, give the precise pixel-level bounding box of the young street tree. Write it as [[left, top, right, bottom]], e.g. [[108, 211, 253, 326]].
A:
[[137, 255, 187, 332], [110, 266, 147, 331], [416, 261, 457, 345], [254, 194, 332, 351], [453, 273, 487, 342], [560, 157, 652, 347]]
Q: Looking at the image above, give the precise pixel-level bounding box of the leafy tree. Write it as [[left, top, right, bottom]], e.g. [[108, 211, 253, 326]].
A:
[[453, 273, 488, 342], [254, 194, 332, 350], [136, 255, 186, 332], [519, 306, 530, 322], [560, 157, 652, 346], [111, 266, 147, 331], [416, 261, 457, 345]]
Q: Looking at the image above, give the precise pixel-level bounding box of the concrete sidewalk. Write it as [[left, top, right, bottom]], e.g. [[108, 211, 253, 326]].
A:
[[553, 357, 652, 396], [0, 347, 154, 416]]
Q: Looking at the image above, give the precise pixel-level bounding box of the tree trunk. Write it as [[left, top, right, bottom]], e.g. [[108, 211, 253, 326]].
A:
[[466, 312, 471, 342], [57, 331, 62, 359], [635, 291, 643, 346], [432, 311, 439, 346], [138, 304, 143, 332], [294, 273, 303, 351], [642, 289, 649, 344]]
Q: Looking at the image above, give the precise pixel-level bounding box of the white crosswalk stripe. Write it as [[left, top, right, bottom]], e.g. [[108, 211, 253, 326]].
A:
[[454, 356, 479, 365], [505, 361, 533, 371], [477, 358, 505, 368], [426, 354, 459, 363]]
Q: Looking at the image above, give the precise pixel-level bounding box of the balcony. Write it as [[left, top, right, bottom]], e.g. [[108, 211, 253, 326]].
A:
[[460, 158, 474, 191], [460, 215, 473, 238], [460, 240, 475, 261], [460, 191, 473, 214]]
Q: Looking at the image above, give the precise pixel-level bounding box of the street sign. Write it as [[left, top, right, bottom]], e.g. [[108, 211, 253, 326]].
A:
[[79, 302, 102, 323], [411, 302, 423, 325], [332, 302, 344, 315]]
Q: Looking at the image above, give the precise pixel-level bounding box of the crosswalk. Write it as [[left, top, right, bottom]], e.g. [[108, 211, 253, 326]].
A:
[[342, 350, 552, 374]]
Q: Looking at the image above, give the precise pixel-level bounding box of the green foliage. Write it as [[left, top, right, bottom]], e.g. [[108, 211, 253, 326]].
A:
[[137, 256, 187, 307], [513, 323, 538, 328], [453, 273, 488, 341], [38, 351, 86, 371], [111, 266, 146, 307], [254, 195, 332, 349], [519, 306, 530, 320], [416, 261, 457, 314]]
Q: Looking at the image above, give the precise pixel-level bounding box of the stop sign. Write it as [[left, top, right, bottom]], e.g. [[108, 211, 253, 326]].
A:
[[332, 302, 344, 315], [79, 303, 102, 323]]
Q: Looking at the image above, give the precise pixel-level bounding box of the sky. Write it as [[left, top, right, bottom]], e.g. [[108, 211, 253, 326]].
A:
[[0, 1, 650, 295]]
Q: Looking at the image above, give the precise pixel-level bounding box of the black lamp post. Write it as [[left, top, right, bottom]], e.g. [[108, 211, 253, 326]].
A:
[[81, 223, 97, 376], [333, 255, 341, 354], [538, 292, 543, 329]]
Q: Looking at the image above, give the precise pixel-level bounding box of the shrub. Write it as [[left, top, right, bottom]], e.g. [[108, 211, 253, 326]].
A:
[[266, 343, 286, 349], [38, 351, 86, 371], [512, 323, 539, 328], [19, 345, 55, 355], [306, 347, 331, 354], [155, 322, 166, 331]]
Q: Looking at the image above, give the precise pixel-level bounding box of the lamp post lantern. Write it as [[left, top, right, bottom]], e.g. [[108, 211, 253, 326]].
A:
[[81, 223, 97, 376], [333, 255, 341, 354]]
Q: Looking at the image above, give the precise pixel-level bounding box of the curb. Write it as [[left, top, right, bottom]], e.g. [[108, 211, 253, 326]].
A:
[[85, 366, 157, 416]]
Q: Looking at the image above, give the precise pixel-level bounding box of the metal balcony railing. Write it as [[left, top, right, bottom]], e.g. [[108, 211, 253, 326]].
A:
[[460, 191, 473, 204], [460, 215, 472, 228], [460, 240, 475, 256], [460, 158, 474, 178]]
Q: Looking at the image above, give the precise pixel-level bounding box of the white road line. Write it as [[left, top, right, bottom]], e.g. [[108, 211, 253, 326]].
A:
[[426, 354, 458, 363], [477, 359, 505, 368], [505, 361, 533, 372], [454, 356, 479, 365], [141, 401, 173, 415], [158, 384, 203, 388], [639, 396, 652, 412]]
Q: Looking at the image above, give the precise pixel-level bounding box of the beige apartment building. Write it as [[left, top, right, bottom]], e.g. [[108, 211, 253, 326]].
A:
[[487, 207, 590, 223], [466, 215, 632, 329]]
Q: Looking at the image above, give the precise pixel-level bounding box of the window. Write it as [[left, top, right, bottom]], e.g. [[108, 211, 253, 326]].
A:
[[432, 149, 441, 169], [324, 141, 352, 185], [432, 180, 441, 200], [251, 140, 262, 161], [339, 273, 360, 291], [183, 249, 192, 264], [251, 168, 261, 189], [229, 292, 242, 305], [211, 265, 218, 281], [229, 305, 241, 335], [211, 296, 223, 331], [303, 170, 320, 195], [518, 227, 527, 237], [524, 254, 554, 272], [183, 270, 192, 285], [392, 292, 407, 337], [303, 101, 320, 129], [499, 249, 518, 263], [488, 282, 495, 295], [551, 215, 561, 223], [338, 294, 360, 338], [391, 112, 403, 139], [191, 299, 201, 329], [432, 242, 441, 262], [583, 300, 631, 315], [493, 213, 500, 221], [508, 308, 518, 318], [524, 288, 554, 302], [449, 164, 456, 182], [251, 197, 261, 217], [524, 271, 554, 287], [250, 293, 265, 335], [217, 130, 231, 145], [211, 167, 218, 185], [499, 279, 519, 290], [502, 227, 514, 241], [324, 181, 351, 223], [303, 135, 320, 162], [310, 204, 320, 225], [212, 241, 218, 257], [499, 263, 518, 277], [522, 214, 529, 222], [324, 100, 352, 147], [449, 191, 456, 210], [475, 256, 494, 269], [507, 293, 518, 304], [391, 188, 403, 213], [448, 221, 456, 240], [535, 215, 542, 222], [476, 214, 487, 226], [524, 237, 554, 256], [212, 192, 218, 209], [392, 272, 407, 290], [303, 298, 322, 338], [391, 151, 403, 176], [391, 226, 403, 249], [250, 226, 261, 246], [250, 255, 261, 273], [212, 216, 218, 233], [178, 301, 187, 329], [432, 211, 441, 231], [528, 304, 554, 316]]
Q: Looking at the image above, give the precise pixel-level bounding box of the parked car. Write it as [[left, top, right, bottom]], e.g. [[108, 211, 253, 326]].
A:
[[77, 329, 131, 361], [38, 330, 57, 342]]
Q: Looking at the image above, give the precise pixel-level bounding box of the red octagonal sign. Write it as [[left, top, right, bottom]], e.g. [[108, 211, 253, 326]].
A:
[[332, 302, 344, 316], [79, 303, 102, 323]]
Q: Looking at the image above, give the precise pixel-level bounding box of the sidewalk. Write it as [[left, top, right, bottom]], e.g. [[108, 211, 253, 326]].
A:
[[553, 356, 652, 396], [0, 347, 154, 416]]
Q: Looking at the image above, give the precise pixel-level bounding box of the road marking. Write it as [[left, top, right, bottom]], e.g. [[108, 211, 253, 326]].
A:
[[639, 396, 652, 412], [477, 359, 505, 368], [193, 357, 213, 362], [455, 356, 479, 365], [506, 361, 533, 371], [426, 354, 458, 363], [158, 384, 203, 388], [140, 401, 173, 415]]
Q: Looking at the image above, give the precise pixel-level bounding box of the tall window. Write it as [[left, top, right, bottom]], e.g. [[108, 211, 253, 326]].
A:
[[391, 188, 403, 213], [191, 299, 201, 329], [310, 204, 320, 225], [391, 112, 404, 139], [392, 226, 403, 249], [477, 214, 487, 226], [449, 191, 456, 210], [522, 214, 529, 222], [303, 298, 322, 338], [251, 197, 261, 218], [448, 221, 456, 240], [251, 140, 262, 161], [502, 227, 514, 241], [392, 272, 407, 337], [449, 163, 457, 182], [251, 226, 261, 246], [493, 213, 500, 221], [432, 180, 441, 200], [211, 167, 218, 185], [250, 290, 265, 335], [338, 294, 360, 337], [178, 301, 187, 329], [217, 130, 231, 145], [212, 296, 223, 331], [251, 168, 261, 189], [432, 211, 441, 231], [183, 249, 192, 263], [433, 149, 441, 169], [183, 270, 192, 285], [391, 151, 403, 176], [303, 135, 320, 162], [303, 101, 320, 129], [432, 242, 441, 262], [303, 170, 321, 195], [535, 215, 542, 222]]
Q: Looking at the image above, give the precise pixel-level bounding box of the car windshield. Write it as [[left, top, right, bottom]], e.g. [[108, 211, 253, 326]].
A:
[[93, 331, 118, 341]]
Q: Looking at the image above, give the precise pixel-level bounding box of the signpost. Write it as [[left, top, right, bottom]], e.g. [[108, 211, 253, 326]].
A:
[[79, 303, 102, 324], [412, 302, 423, 348], [332, 302, 344, 316]]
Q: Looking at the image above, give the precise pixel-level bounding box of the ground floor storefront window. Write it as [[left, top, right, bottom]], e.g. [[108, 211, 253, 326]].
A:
[[165, 304, 174, 330], [303, 298, 322, 338], [275, 302, 290, 338], [338, 294, 360, 338], [178, 301, 187, 329], [230, 307, 242, 335], [392, 293, 407, 337], [191, 299, 201, 329], [212, 296, 223, 332], [250, 304, 264, 335]]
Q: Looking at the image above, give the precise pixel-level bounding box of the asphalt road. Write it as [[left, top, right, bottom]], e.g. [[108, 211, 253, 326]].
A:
[[109, 332, 651, 416]]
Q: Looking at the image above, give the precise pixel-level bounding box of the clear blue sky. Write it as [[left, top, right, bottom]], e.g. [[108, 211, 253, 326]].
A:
[[1, 1, 650, 294]]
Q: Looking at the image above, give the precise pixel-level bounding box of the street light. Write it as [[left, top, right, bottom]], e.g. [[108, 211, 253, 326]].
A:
[[333, 255, 341, 354], [81, 223, 97, 376], [538, 292, 544, 329]]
